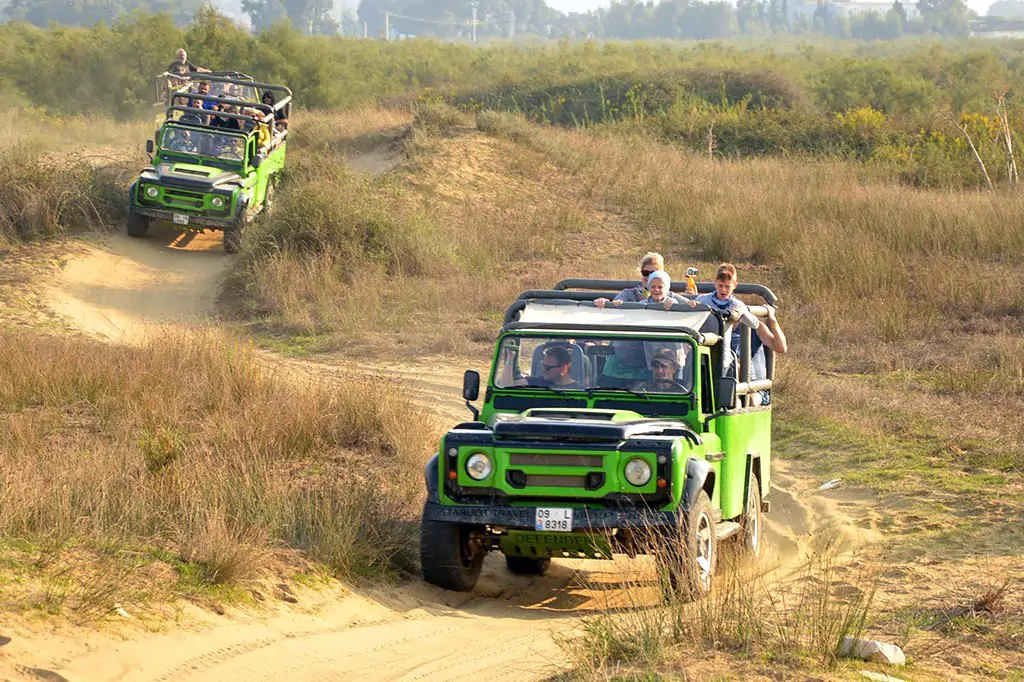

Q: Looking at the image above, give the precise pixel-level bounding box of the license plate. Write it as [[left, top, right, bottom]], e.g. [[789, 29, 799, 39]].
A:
[[535, 507, 572, 532], [172, 213, 189, 225]]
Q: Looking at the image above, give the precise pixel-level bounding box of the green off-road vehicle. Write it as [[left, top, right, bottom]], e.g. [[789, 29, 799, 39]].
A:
[[421, 278, 780, 598], [128, 72, 291, 253]]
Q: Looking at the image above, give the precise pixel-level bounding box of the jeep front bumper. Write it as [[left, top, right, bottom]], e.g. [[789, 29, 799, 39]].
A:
[[423, 501, 680, 530]]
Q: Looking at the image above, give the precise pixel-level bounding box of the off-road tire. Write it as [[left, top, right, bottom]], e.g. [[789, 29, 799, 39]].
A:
[[420, 512, 484, 592], [505, 555, 551, 576], [656, 490, 717, 603], [126, 208, 149, 238], [223, 207, 247, 254], [261, 180, 276, 215], [737, 477, 763, 558]]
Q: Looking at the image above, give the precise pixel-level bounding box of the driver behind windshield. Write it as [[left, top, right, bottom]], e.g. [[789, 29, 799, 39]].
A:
[[165, 129, 196, 153], [632, 348, 686, 393]]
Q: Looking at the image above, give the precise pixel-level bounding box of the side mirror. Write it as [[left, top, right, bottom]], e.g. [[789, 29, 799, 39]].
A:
[[715, 377, 737, 411], [463, 370, 480, 402], [145, 139, 154, 154], [251, 154, 262, 168]]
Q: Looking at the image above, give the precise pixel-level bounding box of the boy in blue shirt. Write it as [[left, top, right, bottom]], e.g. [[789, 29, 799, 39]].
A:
[[688, 263, 787, 383]]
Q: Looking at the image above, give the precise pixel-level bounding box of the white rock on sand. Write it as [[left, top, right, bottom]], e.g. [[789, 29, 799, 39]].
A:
[[841, 636, 907, 666]]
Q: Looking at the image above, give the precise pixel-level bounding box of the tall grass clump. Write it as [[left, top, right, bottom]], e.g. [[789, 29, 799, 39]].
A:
[[566, 537, 877, 676], [0, 326, 440, 613], [228, 107, 595, 353], [0, 140, 140, 246]]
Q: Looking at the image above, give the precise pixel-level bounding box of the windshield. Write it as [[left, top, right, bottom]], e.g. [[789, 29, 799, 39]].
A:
[[494, 335, 695, 395], [159, 126, 246, 162]]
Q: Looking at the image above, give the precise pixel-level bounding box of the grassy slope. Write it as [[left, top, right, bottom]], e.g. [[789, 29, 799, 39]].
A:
[[229, 107, 1023, 678]]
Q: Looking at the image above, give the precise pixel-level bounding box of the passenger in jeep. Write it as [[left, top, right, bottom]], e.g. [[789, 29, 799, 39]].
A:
[[501, 346, 582, 389], [167, 48, 209, 77]]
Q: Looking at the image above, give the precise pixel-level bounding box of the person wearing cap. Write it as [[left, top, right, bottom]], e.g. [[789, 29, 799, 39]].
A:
[[595, 269, 685, 386], [632, 348, 689, 393], [594, 251, 664, 309], [645, 270, 685, 311]]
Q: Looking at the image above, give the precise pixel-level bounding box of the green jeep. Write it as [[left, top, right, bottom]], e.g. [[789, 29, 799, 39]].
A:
[[421, 278, 779, 598], [128, 73, 291, 253]]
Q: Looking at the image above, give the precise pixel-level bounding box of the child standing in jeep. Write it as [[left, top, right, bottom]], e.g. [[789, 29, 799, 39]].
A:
[[689, 263, 787, 374]]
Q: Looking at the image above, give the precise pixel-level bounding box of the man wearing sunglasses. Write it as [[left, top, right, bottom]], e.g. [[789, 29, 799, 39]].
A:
[[530, 346, 582, 389]]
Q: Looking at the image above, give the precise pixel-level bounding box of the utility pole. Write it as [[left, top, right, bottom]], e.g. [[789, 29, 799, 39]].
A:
[[384, 11, 390, 40], [471, 4, 477, 42], [508, 7, 515, 38], [363, 21, 368, 38]]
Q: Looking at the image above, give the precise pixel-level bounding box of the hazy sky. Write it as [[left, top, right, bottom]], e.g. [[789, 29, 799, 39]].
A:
[[221, 0, 997, 20], [544, 0, 994, 14]]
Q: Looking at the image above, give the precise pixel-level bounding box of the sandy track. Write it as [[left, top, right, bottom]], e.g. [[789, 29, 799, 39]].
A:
[[16, 149, 878, 682], [48, 225, 226, 341]]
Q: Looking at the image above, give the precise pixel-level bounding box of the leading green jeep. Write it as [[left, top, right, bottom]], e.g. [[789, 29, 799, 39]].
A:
[[421, 279, 780, 598], [128, 73, 291, 253]]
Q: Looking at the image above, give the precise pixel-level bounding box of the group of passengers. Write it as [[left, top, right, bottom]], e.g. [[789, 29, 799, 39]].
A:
[[168, 47, 289, 148], [502, 252, 788, 402]]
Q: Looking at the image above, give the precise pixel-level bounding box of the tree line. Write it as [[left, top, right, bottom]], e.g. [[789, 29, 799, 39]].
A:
[[0, 0, 995, 39]]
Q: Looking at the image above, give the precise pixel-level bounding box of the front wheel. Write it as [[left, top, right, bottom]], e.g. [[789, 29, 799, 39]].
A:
[[223, 208, 246, 254], [656, 490, 717, 602], [420, 509, 485, 592], [505, 555, 551, 576], [126, 208, 149, 238]]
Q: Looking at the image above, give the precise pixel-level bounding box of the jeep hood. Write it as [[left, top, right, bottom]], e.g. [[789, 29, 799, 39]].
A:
[[492, 408, 701, 444], [146, 162, 243, 191]]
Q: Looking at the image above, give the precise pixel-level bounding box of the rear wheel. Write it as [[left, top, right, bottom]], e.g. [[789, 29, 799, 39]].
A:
[[737, 478, 763, 558], [505, 555, 551, 576], [126, 207, 149, 238], [656, 490, 716, 602], [420, 508, 484, 592], [261, 180, 276, 215]]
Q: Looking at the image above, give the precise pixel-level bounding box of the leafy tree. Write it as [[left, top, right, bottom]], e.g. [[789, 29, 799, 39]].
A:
[[916, 0, 970, 35], [2, 0, 205, 27], [242, 0, 337, 34], [737, 0, 767, 33]]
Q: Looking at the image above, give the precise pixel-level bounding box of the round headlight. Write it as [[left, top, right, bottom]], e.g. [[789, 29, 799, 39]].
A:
[[466, 453, 493, 481], [211, 196, 225, 208], [624, 458, 652, 487], [145, 186, 159, 198]]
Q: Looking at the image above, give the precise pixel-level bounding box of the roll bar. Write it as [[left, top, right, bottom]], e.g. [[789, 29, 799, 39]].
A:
[[503, 281, 780, 409], [167, 105, 267, 126], [553, 278, 778, 306]]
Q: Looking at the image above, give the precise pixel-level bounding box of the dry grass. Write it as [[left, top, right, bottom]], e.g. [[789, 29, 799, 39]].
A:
[[228, 106, 629, 356], [0, 106, 146, 247], [0, 326, 440, 617], [562, 533, 878, 678], [475, 112, 1024, 479]]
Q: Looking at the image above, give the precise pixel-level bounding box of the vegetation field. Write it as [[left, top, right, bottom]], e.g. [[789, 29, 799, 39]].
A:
[[0, 15, 1021, 680]]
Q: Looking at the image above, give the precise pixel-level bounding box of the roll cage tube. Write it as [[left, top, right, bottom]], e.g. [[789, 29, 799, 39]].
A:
[[552, 278, 778, 306]]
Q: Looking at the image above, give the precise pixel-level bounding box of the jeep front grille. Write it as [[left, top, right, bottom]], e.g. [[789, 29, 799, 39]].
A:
[[525, 474, 588, 488], [509, 453, 603, 467]]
